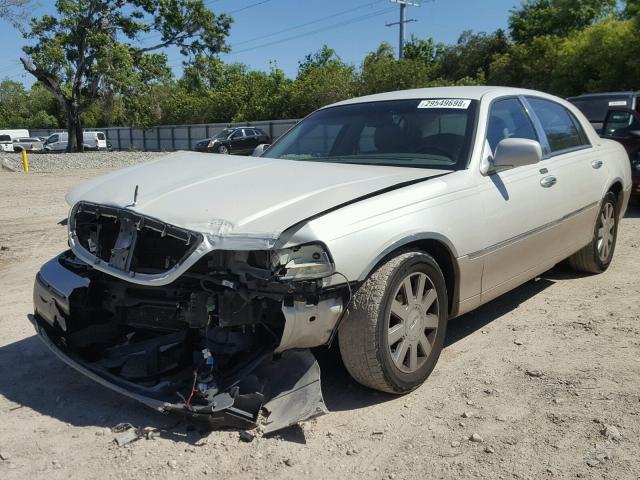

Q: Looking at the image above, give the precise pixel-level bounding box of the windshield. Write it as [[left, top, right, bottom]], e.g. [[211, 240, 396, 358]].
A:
[[213, 128, 233, 140], [263, 99, 478, 170]]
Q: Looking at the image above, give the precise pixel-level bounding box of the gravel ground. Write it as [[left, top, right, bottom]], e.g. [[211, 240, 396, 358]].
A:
[[0, 168, 639, 480], [0, 151, 170, 172]]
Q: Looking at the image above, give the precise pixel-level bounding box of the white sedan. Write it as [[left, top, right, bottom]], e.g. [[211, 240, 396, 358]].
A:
[[31, 86, 632, 431]]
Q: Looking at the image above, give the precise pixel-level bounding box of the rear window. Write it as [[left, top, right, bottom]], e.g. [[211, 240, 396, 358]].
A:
[[569, 95, 631, 123]]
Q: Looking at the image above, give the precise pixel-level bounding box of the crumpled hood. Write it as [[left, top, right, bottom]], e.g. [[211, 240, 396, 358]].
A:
[[67, 151, 448, 246]]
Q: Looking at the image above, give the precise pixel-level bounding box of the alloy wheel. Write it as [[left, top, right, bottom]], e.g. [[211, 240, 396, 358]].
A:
[[597, 202, 615, 263], [387, 272, 439, 374]]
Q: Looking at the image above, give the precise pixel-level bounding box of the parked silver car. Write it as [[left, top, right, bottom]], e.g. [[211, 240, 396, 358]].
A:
[[13, 137, 44, 153], [30, 86, 631, 431]]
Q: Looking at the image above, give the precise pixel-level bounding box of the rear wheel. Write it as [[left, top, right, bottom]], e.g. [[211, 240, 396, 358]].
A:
[[568, 192, 618, 273], [338, 251, 448, 394]]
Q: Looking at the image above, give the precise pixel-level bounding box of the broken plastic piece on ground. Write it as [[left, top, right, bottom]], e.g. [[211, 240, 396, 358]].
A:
[[259, 349, 328, 434], [169, 349, 328, 433], [113, 425, 142, 447]]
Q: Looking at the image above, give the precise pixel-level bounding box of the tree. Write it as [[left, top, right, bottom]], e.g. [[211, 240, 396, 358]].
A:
[[402, 35, 443, 67], [0, 0, 30, 28], [488, 36, 562, 92], [0, 80, 61, 128], [440, 30, 509, 82], [553, 19, 640, 96], [288, 47, 356, 118], [358, 42, 441, 96], [509, 0, 617, 43], [20, 0, 231, 151]]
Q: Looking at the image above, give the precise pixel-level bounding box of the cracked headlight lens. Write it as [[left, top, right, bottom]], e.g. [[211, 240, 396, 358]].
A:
[[274, 243, 334, 281]]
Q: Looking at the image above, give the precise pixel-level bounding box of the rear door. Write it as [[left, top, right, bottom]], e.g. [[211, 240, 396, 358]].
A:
[[245, 129, 261, 151], [525, 96, 605, 256]]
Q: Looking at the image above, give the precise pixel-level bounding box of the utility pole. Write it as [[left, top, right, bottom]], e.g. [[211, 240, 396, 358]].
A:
[[386, 0, 420, 60]]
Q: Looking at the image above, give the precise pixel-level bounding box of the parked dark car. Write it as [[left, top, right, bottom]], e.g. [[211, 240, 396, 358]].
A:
[[601, 108, 640, 200], [194, 127, 271, 155], [568, 91, 640, 133]]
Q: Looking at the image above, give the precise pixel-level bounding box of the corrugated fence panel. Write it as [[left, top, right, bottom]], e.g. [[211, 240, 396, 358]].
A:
[[30, 119, 299, 151]]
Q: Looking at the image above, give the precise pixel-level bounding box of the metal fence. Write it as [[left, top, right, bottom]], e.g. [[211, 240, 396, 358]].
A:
[[31, 118, 299, 151]]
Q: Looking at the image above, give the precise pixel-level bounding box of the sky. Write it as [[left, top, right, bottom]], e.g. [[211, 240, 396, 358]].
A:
[[0, 0, 519, 86]]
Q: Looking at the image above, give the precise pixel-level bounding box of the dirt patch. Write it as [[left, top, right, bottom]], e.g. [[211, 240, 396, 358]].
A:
[[0, 169, 639, 480]]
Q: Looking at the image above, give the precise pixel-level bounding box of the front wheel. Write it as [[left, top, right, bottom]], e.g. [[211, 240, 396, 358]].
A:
[[338, 251, 448, 394], [568, 192, 618, 273], [217, 145, 229, 154]]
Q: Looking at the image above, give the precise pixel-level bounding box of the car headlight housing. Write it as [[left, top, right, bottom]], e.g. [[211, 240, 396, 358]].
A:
[[273, 243, 334, 281], [207, 140, 217, 148]]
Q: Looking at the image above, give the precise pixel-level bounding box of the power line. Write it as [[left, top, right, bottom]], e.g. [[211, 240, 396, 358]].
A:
[[228, 0, 275, 14], [139, 0, 278, 44], [232, 0, 387, 47], [225, 6, 396, 57]]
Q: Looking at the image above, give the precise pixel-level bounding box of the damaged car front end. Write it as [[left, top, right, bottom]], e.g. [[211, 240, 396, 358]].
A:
[[31, 201, 347, 433]]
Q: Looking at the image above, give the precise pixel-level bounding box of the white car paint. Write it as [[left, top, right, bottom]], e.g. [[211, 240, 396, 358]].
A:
[[64, 86, 632, 316]]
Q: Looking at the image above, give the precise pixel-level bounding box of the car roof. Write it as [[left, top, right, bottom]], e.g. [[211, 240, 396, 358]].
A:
[[323, 86, 554, 108], [567, 91, 640, 100]]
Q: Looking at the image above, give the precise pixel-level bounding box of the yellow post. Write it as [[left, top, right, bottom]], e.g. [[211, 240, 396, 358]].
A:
[[21, 150, 29, 173]]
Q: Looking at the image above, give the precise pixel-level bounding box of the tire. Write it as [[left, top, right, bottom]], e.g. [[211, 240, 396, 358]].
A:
[[217, 145, 229, 154], [338, 251, 448, 394], [568, 192, 618, 274]]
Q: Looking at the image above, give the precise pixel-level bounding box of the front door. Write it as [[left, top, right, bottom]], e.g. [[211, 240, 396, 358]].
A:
[[477, 97, 566, 303]]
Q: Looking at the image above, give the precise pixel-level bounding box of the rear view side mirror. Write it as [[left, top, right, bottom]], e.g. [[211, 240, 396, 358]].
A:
[[252, 143, 271, 157], [490, 138, 542, 172]]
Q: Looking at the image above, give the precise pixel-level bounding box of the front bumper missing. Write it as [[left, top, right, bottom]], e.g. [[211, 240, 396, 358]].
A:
[[29, 314, 327, 433]]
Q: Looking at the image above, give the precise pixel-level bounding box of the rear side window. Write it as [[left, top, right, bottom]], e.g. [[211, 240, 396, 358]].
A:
[[0, 135, 11, 142], [527, 97, 590, 153], [486, 98, 538, 151]]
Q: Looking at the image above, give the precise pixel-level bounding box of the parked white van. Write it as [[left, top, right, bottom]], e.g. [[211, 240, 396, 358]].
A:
[[44, 131, 108, 151], [0, 129, 30, 152]]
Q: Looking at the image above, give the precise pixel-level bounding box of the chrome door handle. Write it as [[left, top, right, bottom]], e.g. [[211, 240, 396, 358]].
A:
[[540, 176, 557, 188], [592, 160, 603, 169]]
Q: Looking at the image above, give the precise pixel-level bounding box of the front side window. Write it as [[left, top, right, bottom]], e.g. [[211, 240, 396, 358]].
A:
[[602, 110, 640, 137], [527, 97, 589, 153], [214, 129, 233, 139], [486, 98, 538, 152], [48, 135, 59, 143], [263, 99, 478, 170], [97, 133, 105, 140]]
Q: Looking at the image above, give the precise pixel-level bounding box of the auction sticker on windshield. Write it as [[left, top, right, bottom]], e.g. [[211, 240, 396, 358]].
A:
[[418, 99, 471, 109]]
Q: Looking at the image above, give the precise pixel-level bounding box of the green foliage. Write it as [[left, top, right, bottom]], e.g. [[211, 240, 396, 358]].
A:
[[440, 30, 510, 81], [20, 0, 231, 148], [0, 80, 61, 128], [4, 2, 638, 131], [509, 0, 617, 43]]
